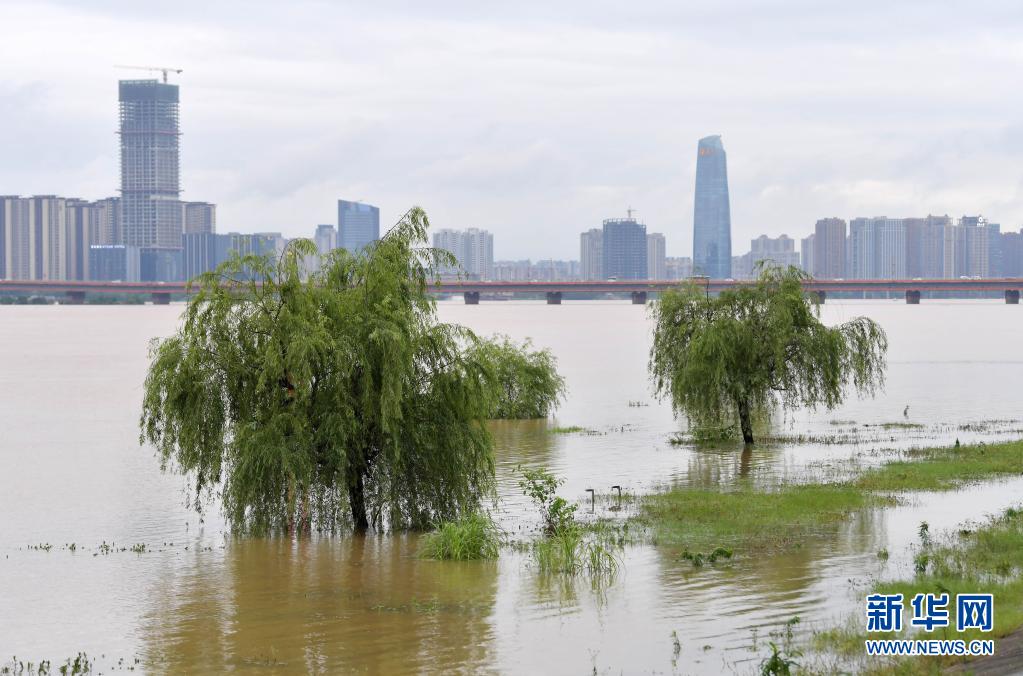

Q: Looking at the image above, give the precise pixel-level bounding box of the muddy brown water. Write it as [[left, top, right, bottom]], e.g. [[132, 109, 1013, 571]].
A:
[[1, 300, 1021, 673]]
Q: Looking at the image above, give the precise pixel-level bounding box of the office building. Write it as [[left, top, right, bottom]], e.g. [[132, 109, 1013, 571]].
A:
[[182, 201, 216, 234], [580, 228, 603, 280], [89, 245, 140, 282], [647, 232, 666, 280], [314, 224, 337, 255], [432, 228, 494, 280], [119, 80, 183, 268], [338, 200, 380, 252], [692, 135, 732, 278], [602, 217, 647, 280], [813, 218, 846, 279]]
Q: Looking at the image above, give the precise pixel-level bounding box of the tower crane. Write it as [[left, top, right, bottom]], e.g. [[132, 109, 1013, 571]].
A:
[[114, 65, 183, 83]]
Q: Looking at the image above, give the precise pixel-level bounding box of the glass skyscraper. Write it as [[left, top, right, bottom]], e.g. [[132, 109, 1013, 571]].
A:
[[338, 200, 380, 252], [692, 135, 732, 278]]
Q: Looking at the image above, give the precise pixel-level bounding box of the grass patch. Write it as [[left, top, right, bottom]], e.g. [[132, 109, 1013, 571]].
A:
[[638, 484, 890, 554], [812, 506, 1023, 673], [867, 421, 925, 430], [419, 513, 500, 561], [856, 440, 1023, 492], [548, 425, 594, 434]]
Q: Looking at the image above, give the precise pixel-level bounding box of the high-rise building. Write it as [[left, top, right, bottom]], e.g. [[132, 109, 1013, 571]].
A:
[[119, 80, 182, 262], [1001, 229, 1023, 278], [849, 217, 905, 280], [749, 234, 800, 274], [647, 232, 666, 280], [338, 200, 380, 252], [580, 228, 603, 280], [93, 197, 121, 245], [800, 234, 815, 274], [692, 135, 732, 278], [182, 201, 216, 234], [665, 256, 693, 280], [65, 198, 102, 281], [0, 195, 30, 280], [813, 218, 846, 279], [182, 232, 230, 280], [431, 228, 494, 280], [314, 224, 337, 255], [905, 215, 950, 279], [602, 217, 647, 280]]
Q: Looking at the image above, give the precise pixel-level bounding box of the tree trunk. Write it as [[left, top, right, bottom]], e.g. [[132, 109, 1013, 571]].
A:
[[737, 398, 754, 445], [349, 472, 369, 532]]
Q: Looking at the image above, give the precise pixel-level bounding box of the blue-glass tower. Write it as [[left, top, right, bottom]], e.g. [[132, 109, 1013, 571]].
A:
[[338, 200, 380, 252], [692, 135, 732, 278]]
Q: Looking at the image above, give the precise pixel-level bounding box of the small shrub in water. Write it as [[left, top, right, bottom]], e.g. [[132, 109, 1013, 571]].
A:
[[518, 466, 577, 535], [419, 513, 500, 561]]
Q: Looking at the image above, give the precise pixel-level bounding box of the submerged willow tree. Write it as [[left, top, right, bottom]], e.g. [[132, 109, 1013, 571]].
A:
[[467, 335, 566, 419], [649, 265, 887, 445], [140, 207, 561, 534]]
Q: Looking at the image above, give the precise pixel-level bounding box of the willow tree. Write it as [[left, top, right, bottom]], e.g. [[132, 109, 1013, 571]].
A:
[[468, 335, 566, 419], [140, 207, 553, 534], [649, 265, 887, 445]]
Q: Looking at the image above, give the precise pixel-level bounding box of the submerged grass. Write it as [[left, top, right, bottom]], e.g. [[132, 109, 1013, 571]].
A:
[[639, 484, 890, 554], [419, 513, 500, 561], [640, 439, 1023, 558], [811, 506, 1023, 674], [856, 439, 1023, 492]]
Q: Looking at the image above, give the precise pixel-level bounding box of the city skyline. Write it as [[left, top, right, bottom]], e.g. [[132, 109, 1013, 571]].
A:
[[3, 2, 1023, 259]]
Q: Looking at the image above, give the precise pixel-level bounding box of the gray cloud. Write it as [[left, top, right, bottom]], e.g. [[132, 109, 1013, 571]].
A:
[[2, 0, 1023, 257]]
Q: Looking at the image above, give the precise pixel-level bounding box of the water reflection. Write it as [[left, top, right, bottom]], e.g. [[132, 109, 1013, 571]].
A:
[[143, 536, 498, 673]]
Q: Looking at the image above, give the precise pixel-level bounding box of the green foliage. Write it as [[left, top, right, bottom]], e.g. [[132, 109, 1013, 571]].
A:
[[649, 265, 887, 443], [419, 512, 500, 560], [518, 466, 578, 535], [140, 207, 501, 534], [468, 335, 565, 419]]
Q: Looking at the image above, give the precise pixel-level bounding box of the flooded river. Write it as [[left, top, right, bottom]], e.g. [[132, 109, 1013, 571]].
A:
[[1, 300, 1021, 673]]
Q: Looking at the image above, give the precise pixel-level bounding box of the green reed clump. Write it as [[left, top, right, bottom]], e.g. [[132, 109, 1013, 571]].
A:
[[419, 512, 500, 561], [532, 527, 620, 577]]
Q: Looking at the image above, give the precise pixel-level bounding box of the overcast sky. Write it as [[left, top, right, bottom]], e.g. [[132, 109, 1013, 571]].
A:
[[2, 1, 1023, 259]]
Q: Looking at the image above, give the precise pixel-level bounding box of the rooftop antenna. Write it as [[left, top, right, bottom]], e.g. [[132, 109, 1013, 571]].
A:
[[627, 206, 636, 220], [115, 65, 183, 83]]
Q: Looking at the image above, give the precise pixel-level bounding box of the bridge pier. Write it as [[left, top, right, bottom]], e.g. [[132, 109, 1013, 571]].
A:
[[631, 291, 647, 305], [65, 290, 86, 305], [546, 291, 562, 305], [151, 292, 172, 305], [905, 290, 921, 305], [814, 290, 826, 304], [1006, 290, 1020, 305], [463, 291, 480, 305]]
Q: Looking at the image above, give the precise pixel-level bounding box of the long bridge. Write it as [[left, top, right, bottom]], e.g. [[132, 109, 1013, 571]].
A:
[[1, 278, 1022, 305]]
